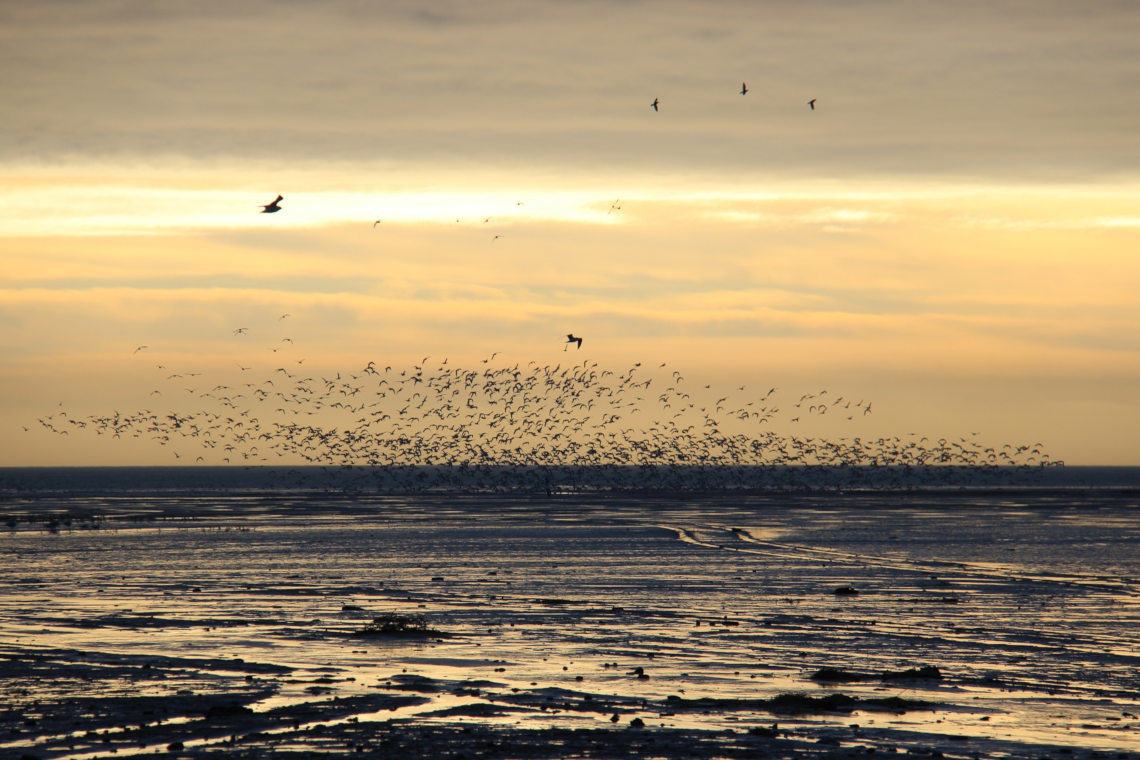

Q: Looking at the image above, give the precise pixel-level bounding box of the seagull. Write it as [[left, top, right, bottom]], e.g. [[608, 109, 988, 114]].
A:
[[740, 82, 748, 95], [808, 98, 816, 110], [565, 334, 583, 350], [372, 220, 382, 228], [260, 195, 284, 213], [233, 327, 248, 335], [608, 199, 621, 214], [133, 345, 148, 354], [650, 97, 659, 112]]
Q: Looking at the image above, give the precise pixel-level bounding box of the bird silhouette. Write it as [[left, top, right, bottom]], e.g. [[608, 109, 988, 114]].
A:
[[740, 82, 748, 95], [261, 195, 284, 213], [565, 334, 583, 350], [650, 98, 659, 112], [808, 98, 816, 110]]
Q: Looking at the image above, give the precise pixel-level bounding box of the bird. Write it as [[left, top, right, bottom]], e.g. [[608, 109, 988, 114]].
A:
[[260, 195, 284, 213], [808, 98, 816, 110], [740, 82, 748, 95], [650, 97, 659, 111], [233, 327, 248, 336], [372, 220, 382, 228], [133, 346, 148, 354], [565, 334, 583, 350], [608, 199, 621, 214]]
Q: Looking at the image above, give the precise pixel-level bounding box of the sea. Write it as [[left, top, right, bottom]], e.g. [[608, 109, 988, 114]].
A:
[[2, 463, 1138, 497]]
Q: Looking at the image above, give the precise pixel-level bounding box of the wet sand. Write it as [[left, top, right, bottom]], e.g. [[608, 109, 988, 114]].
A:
[[3, 489, 1139, 759]]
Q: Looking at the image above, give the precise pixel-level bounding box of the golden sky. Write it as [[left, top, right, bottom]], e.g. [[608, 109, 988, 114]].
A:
[[2, 1, 1138, 466]]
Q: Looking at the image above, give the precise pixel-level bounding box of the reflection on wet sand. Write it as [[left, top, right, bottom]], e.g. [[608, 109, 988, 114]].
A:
[[2, 490, 1139, 759]]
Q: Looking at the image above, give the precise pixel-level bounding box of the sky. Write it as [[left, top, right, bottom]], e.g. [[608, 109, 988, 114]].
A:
[[2, 0, 1138, 466]]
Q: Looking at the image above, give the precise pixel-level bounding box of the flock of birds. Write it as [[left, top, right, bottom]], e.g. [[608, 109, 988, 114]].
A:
[[34, 87, 1060, 491], [35, 321, 1056, 491]]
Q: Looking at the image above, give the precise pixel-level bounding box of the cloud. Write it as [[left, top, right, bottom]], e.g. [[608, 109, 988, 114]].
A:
[[3, 1, 1139, 179], [2, 276, 1134, 376], [952, 215, 1140, 231]]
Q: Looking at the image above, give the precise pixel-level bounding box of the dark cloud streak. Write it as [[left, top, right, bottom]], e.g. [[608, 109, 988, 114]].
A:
[[2, 1, 1138, 180]]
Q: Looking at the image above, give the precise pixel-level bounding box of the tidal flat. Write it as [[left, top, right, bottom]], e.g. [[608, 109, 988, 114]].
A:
[[2, 481, 1139, 759]]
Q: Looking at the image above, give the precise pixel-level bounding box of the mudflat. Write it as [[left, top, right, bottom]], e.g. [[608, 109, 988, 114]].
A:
[[3, 484, 1139, 759]]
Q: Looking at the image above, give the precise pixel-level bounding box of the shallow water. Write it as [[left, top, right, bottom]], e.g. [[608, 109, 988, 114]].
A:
[[2, 475, 1140, 759]]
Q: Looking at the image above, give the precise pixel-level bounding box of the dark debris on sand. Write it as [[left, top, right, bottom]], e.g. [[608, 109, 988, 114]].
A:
[[352, 612, 448, 638], [811, 665, 943, 683]]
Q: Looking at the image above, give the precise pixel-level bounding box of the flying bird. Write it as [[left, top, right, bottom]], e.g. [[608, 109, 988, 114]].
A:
[[740, 82, 748, 95], [565, 334, 583, 350], [650, 97, 659, 112], [372, 220, 382, 228], [261, 195, 284, 213], [233, 327, 248, 335], [808, 98, 816, 110], [133, 346, 148, 354]]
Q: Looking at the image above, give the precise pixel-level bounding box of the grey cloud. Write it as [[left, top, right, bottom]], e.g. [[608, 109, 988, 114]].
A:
[[2, 1, 1138, 180]]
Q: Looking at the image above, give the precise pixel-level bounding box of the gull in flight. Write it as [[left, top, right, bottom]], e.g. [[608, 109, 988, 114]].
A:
[[565, 334, 583, 350], [133, 345, 148, 354], [260, 195, 284, 213], [650, 97, 659, 112], [808, 98, 816, 110], [740, 82, 748, 95]]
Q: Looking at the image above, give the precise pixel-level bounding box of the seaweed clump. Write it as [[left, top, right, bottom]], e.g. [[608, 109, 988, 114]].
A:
[[811, 665, 943, 683], [353, 613, 446, 638]]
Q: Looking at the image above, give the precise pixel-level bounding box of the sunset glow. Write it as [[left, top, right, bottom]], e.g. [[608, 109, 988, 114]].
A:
[[3, 1, 1138, 465]]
